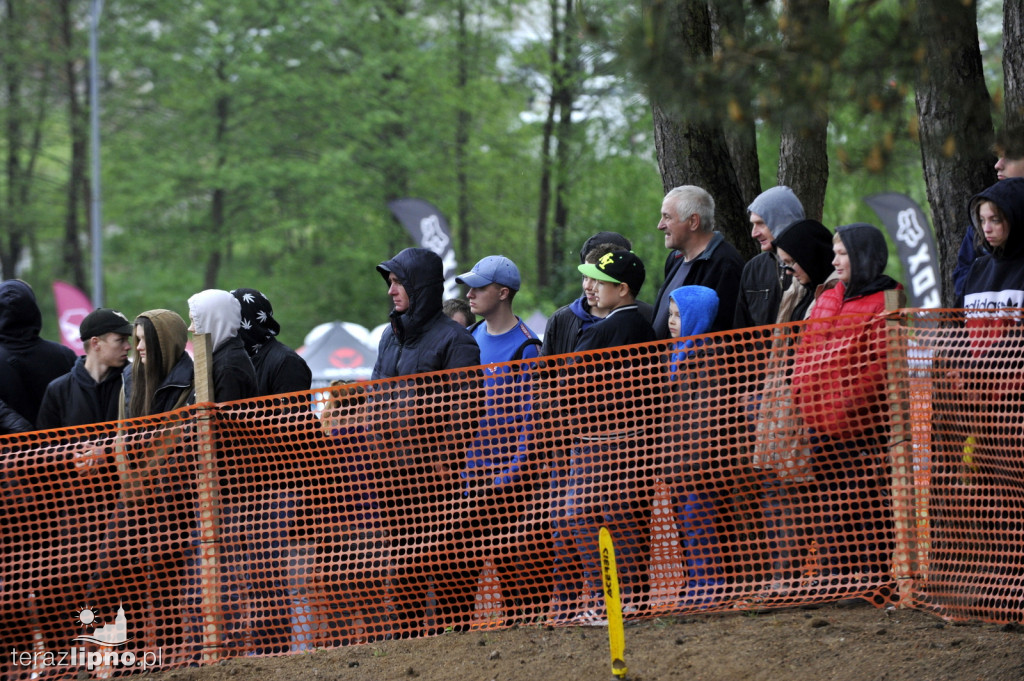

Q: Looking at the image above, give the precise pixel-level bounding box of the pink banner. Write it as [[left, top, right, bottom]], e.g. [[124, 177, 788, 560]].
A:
[[52, 280, 93, 355]]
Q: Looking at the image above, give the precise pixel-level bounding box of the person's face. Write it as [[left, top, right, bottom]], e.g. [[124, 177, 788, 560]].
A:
[[594, 279, 627, 310], [387, 273, 410, 313], [95, 332, 131, 368], [776, 246, 811, 286], [832, 240, 851, 284], [667, 299, 681, 338], [582, 275, 602, 311], [466, 283, 506, 319], [994, 154, 1024, 181], [134, 325, 147, 365], [978, 201, 1009, 249], [659, 196, 695, 252], [750, 212, 773, 252]]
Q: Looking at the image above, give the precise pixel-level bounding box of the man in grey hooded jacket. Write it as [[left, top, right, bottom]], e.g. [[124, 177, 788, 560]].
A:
[[734, 186, 806, 329]]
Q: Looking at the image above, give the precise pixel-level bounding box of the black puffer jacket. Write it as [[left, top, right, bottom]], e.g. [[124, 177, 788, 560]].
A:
[[372, 248, 480, 379], [0, 279, 77, 429]]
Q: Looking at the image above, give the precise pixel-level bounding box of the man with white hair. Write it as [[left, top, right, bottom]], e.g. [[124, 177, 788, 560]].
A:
[[651, 185, 745, 338]]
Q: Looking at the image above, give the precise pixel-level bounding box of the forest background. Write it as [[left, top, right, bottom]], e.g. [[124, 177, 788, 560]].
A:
[[0, 0, 1017, 350]]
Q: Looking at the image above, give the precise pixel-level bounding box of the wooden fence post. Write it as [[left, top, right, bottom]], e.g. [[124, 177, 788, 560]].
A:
[[192, 332, 223, 662], [883, 292, 917, 606]]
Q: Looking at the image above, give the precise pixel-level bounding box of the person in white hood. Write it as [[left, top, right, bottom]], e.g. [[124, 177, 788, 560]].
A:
[[186, 289, 257, 403]]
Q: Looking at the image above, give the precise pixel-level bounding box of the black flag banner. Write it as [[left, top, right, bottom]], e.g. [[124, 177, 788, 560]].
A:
[[864, 192, 942, 308], [388, 198, 459, 298]]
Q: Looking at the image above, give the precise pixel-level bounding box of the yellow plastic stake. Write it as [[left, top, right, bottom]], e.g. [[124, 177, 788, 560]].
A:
[[599, 526, 627, 679]]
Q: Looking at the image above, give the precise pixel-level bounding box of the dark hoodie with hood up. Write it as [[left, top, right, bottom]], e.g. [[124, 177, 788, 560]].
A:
[[810, 223, 901, 319], [0, 279, 77, 430], [372, 248, 480, 379], [962, 177, 1024, 312]]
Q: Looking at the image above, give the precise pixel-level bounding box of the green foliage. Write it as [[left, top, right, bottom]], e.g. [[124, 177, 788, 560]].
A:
[[2, 0, 1014, 345]]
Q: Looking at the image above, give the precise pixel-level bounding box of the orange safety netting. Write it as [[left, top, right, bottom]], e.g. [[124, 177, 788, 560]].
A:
[[2, 308, 1022, 677]]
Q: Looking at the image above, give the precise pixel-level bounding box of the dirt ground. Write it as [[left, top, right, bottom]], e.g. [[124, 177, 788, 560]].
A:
[[138, 601, 1024, 681]]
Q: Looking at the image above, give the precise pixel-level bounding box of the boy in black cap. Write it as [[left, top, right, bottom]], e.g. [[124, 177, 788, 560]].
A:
[[553, 249, 658, 622], [36, 308, 133, 428], [574, 250, 656, 352]]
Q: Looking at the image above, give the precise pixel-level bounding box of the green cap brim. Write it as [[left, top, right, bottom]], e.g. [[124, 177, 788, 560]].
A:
[[577, 263, 621, 284]]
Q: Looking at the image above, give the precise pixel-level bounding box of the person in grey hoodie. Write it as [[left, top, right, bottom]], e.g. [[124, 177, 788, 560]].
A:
[[734, 186, 806, 329]]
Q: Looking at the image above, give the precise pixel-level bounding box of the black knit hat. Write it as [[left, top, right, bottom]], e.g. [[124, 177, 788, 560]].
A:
[[772, 219, 835, 287]]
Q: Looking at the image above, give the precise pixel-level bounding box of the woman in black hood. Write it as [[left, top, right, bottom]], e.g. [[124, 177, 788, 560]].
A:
[[962, 176, 1024, 310]]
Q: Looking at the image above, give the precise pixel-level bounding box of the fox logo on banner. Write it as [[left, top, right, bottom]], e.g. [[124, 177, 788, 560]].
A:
[[864, 193, 942, 308], [387, 198, 459, 298]]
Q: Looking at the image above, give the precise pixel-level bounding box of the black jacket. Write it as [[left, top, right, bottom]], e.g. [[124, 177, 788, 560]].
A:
[[574, 305, 657, 353], [542, 295, 655, 357], [122, 351, 195, 417], [734, 251, 791, 329], [372, 248, 480, 379], [0, 279, 77, 428], [652, 232, 745, 339], [212, 336, 258, 403], [251, 338, 312, 397], [36, 356, 124, 429], [0, 398, 32, 434]]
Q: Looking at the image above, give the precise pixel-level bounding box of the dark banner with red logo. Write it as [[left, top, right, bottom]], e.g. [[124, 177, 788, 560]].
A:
[[297, 322, 378, 387]]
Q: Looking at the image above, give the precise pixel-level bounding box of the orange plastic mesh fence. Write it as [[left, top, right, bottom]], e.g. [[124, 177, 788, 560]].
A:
[[2, 308, 1021, 676]]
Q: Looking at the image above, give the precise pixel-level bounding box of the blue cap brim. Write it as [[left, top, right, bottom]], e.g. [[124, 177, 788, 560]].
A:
[[456, 272, 492, 288]]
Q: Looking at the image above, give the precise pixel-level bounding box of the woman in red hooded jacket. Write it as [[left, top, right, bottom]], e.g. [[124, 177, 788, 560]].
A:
[[791, 223, 904, 593]]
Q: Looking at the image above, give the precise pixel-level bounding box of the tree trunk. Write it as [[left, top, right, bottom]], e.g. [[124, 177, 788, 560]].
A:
[[550, 0, 575, 275], [777, 0, 830, 222], [204, 89, 230, 291], [60, 0, 88, 290], [709, 0, 761, 208], [1004, 2, 1024, 128], [914, 0, 994, 307], [454, 0, 471, 260], [650, 0, 755, 261], [2, 0, 25, 279], [534, 0, 561, 288]]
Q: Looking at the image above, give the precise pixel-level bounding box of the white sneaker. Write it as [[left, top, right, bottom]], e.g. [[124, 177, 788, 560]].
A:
[[571, 608, 608, 626]]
